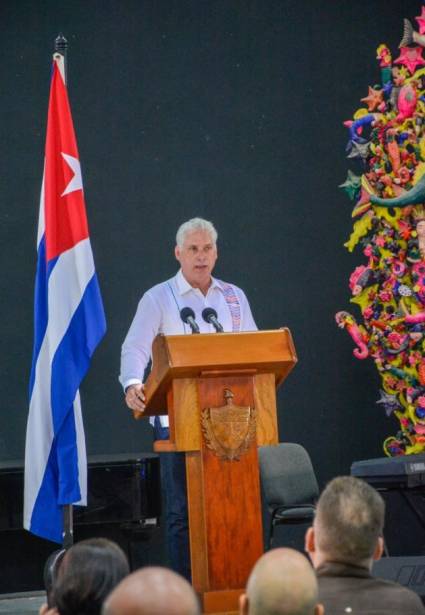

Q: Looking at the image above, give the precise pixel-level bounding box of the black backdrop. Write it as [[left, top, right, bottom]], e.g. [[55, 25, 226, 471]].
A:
[[0, 0, 419, 486]]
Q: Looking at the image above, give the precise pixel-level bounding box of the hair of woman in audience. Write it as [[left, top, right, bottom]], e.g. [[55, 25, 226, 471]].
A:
[[52, 537, 130, 615]]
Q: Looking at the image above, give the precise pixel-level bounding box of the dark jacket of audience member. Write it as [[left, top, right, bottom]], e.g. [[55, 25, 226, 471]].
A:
[[305, 476, 425, 614], [52, 538, 129, 615]]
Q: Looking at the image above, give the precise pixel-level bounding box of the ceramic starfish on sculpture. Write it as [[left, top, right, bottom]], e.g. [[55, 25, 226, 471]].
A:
[[339, 170, 362, 201], [347, 140, 371, 161], [394, 46, 425, 74], [361, 86, 384, 111]]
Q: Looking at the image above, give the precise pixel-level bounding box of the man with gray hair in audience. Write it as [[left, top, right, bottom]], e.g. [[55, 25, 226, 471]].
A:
[[119, 217, 257, 581], [239, 547, 324, 615], [305, 475, 425, 613], [102, 566, 200, 615]]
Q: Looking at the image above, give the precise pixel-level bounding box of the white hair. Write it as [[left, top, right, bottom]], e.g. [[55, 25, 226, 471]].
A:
[[176, 217, 218, 248]]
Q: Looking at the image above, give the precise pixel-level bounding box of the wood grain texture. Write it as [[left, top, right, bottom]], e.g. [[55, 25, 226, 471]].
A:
[[167, 387, 175, 443], [202, 589, 243, 613], [152, 440, 177, 452], [173, 379, 200, 451], [186, 452, 209, 591], [254, 373, 278, 445], [198, 376, 263, 590], [141, 330, 297, 413]]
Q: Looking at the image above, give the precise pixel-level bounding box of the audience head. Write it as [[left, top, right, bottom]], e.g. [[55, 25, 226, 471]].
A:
[[43, 548, 66, 609], [239, 548, 324, 615], [103, 566, 200, 615], [305, 475, 385, 569], [52, 537, 129, 615]]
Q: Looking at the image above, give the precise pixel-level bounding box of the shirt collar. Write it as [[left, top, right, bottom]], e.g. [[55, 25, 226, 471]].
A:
[[316, 561, 371, 579], [175, 269, 221, 296]]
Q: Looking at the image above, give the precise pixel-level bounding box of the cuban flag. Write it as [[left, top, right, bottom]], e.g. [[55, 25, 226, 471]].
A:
[[24, 53, 106, 544]]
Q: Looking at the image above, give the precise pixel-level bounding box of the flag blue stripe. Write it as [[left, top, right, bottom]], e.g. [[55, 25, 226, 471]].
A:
[[50, 272, 106, 437], [29, 408, 79, 544], [29, 438, 63, 543], [29, 236, 59, 399], [56, 409, 80, 504], [29, 237, 48, 398]]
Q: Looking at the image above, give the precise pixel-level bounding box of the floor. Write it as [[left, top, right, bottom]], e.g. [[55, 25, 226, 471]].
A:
[[0, 592, 46, 615]]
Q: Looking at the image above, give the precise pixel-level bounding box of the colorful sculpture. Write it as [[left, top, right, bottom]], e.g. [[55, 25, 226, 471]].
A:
[[337, 5, 425, 456]]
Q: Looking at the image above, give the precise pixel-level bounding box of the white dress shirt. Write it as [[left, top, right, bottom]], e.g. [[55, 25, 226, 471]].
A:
[[120, 269, 257, 426]]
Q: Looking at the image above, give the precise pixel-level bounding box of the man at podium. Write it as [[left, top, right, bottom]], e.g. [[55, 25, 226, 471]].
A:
[[119, 217, 257, 580]]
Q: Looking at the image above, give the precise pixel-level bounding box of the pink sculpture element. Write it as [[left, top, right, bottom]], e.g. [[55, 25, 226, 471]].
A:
[[386, 332, 409, 353], [349, 265, 368, 295], [412, 261, 425, 304], [396, 166, 411, 185], [416, 7, 425, 35], [335, 311, 369, 359], [394, 47, 425, 75], [414, 423, 425, 435], [392, 260, 406, 276], [363, 306, 374, 319], [405, 312, 425, 324], [379, 290, 392, 303], [395, 84, 418, 122]]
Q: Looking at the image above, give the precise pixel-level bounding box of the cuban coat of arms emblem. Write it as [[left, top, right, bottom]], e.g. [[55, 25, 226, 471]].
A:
[[201, 388, 257, 461]]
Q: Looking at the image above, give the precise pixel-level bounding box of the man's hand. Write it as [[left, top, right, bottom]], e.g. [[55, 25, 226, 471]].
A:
[[125, 383, 146, 414]]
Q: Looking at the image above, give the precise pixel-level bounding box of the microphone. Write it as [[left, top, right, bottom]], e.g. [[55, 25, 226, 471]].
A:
[[180, 307, 200, 334], [202, 307, 224, 332]]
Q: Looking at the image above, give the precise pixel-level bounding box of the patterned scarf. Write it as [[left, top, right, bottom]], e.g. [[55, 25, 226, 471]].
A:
[[218, 281, 241, 332]]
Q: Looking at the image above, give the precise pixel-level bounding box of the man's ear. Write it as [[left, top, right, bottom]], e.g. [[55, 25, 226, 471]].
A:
[[175, 245, 180, 262], [373, 536, 384, 561], [305, 526, 316, 554], [314, 603, 325, 615], [239, 592, 249, 615]]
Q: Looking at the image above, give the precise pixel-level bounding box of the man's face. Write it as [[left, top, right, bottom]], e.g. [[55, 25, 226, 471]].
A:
[[175, 230, 218, 290]]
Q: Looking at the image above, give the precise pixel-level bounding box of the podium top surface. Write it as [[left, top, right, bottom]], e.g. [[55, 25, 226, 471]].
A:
[[144, 328, 297, 413]]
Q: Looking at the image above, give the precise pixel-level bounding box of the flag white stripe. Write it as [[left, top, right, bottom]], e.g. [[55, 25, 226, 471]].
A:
[[37, 164, 45, 248], [73, 391, 87, 506]]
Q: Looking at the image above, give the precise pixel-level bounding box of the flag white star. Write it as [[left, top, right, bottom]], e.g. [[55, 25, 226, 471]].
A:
[[61, 153, 83, 196]]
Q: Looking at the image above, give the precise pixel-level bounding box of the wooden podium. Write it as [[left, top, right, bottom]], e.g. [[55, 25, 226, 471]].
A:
[[138, 329, 297, 614]]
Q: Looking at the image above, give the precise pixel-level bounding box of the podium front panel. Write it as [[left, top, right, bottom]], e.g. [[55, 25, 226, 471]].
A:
[[197, 375, 263, 590]]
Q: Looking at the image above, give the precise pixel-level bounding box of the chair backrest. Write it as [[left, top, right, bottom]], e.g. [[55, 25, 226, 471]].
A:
[[258, 443, 319, 509]]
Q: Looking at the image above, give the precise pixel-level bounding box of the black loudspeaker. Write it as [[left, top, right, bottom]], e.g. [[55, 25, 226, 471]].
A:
[[351, 455, 425, 556], [380, 489, 425, 556], [373, 556, 425, 602], [0, 454, 164, 593]]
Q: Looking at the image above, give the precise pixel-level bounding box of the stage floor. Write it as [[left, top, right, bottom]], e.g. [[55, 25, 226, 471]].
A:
[[0, 591, 45, 614]]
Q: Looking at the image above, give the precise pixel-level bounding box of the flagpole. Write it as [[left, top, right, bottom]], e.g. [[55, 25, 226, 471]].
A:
[[54, 33, 68, 84], [54, 32, 74, 550]]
